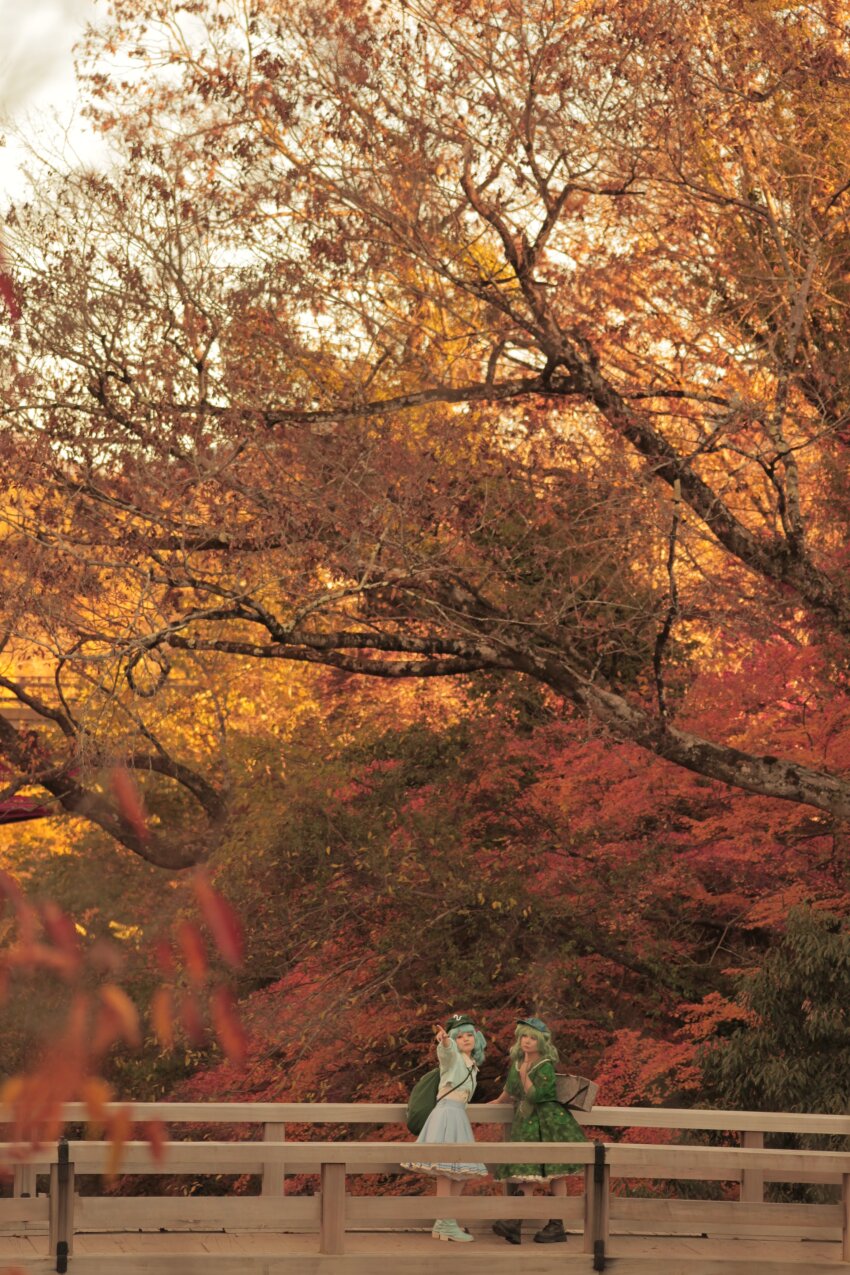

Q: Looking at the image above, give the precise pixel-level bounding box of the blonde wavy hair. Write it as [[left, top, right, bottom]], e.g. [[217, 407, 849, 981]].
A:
[[509, 1023, 559, 1067]]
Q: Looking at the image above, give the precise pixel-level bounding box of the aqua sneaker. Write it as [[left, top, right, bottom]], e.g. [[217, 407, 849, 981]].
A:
[[432, 1218, 474, 1242]]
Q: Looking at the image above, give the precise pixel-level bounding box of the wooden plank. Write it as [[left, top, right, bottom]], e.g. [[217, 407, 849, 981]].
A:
[[765, 1170, 842, 1185], [0, 1231, 845, 1273], [28, 1137, 850, 1176], [25, 1250, 842, 1275], [345, 1197, 583, 1223], [0, 1198, 50, 1225], [319, 1163, 346, 1256], [0, 1261, 53, 1275], [263, 1123, 286, 1197], [607, 1144, 850, 1176], [0, 1151, 53, 1171], [9, 1101, 850, 1139], [17, 1259, 589, 1275], [611, 1197, 841, 1229], [74, 1197, 320, 1231], [63, 1140, 599, 1173], [611, 1197, 842, 1226]]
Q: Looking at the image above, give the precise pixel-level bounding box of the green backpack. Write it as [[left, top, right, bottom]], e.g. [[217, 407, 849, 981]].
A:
[[405, 1066, 471, 1135], [406, 1067, 440, 1135]]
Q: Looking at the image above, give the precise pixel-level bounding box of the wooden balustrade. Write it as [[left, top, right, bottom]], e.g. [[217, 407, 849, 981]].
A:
[[4, 1137, 850, 1269], [2, 1104, 850, 1270]]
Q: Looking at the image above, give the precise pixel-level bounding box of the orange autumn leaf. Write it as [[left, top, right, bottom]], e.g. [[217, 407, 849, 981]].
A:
[[99, 984, 141, 1048], [210, 986, 248, 1066], [145, 1119, 168, 1166], [81, 1077, 114, 1126], [64, 991, 91, 1042], [176, 920, 207, 985], [0, 871, 23, 908], [153, 936, 176, 975], [193, 871, 244, 968], [6, 941, 77, 977], [150, 986, 174, 1049], [110, 767, 149, 843], [105, 1105, 132, 1178], [41, 902, 79, 955], [14, 901, 38, 951], [179, 991, 206, 1047], [89, 1007, 121, 1060], [88, 938, 124, 976], [0, 1076, 24, 1114]]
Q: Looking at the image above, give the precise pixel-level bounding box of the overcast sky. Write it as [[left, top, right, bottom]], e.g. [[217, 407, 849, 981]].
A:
[[0, 0, 100, 199]]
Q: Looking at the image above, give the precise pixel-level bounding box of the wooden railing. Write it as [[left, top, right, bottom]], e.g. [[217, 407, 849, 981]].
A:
[[2, 1102, 850, 1271]]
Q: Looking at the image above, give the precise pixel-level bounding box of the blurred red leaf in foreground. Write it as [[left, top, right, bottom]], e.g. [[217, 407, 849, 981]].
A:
[[193, 871, 244, 968], [210, 985, 248, 1065], [110, 768, 149, 843], [176, 921, 207, 985], [145, 1119, 168, 1165]]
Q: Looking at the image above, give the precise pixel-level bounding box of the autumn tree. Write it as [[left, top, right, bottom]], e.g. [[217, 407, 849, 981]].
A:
[[2, 0, 850, 863]]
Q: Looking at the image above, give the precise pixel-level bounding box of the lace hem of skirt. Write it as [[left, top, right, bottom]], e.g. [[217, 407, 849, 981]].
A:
[[401, 1160, 487, 1179], [502, 1171, 572, 1182]]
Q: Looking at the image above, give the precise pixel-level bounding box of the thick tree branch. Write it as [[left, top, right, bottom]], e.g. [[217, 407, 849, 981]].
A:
[[0, 707, 220, 869], [155, 627, 850, 821]]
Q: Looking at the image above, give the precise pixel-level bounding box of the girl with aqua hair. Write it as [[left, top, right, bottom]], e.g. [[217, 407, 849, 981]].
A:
[[401, 1013, 487, 1243], [490, 1016, 587, 1246]]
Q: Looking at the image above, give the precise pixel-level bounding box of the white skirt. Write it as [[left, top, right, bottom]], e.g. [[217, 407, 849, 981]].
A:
[[401, 1099, 487, 1180]]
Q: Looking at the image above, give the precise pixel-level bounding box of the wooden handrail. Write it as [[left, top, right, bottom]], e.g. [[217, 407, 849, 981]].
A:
[[4, 1100, 850, 1136], [4, 1138, 849, 1174]]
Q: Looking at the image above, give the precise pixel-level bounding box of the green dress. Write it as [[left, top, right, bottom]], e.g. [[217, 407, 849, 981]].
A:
[[494, 1059, 586, 1182]]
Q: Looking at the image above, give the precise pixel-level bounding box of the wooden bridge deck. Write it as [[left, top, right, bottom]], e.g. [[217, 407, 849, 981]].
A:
[[0, 1228, 842, 1274]]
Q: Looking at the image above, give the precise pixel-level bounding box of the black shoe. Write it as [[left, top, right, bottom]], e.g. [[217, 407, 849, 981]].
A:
[[492, 1219, 522, 1245], [534, 1219, 567, 1244]]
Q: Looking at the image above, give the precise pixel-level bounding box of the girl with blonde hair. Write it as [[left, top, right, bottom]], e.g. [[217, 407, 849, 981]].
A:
[[490, 1016, 586, 1245]]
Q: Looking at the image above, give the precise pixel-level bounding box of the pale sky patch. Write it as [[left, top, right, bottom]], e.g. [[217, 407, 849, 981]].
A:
[[0, 0, 102, 200]]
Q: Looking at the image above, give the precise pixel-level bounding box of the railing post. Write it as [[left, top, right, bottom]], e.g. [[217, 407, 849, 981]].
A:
[[319, 1161, 346, 1255], [262, 1121, 286, 1196], [741, 1130, 765, 1203], [843, 1173, 850, 1262], [48, 1138, 74, 1272], [583, 1161, 594, 1253], [583, 1143, 608, 1270]]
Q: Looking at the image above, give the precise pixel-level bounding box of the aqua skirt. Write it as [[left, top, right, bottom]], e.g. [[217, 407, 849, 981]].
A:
[[401, 1100, 487, 1179]]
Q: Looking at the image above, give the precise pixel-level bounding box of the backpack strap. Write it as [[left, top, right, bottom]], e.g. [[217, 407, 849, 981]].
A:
[[436, 1063, 475, 1103]]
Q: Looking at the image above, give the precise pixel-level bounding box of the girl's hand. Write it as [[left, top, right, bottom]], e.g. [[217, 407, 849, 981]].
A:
[[433, 1024, 449, 1046]]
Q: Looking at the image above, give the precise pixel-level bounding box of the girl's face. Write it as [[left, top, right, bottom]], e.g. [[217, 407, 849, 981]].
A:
[[519, 1033, 540, 1053], [455, 1030, 475, 1055]]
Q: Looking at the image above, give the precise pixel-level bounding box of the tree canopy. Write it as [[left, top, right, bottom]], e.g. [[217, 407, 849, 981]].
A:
[[3, 0, 850, 865]]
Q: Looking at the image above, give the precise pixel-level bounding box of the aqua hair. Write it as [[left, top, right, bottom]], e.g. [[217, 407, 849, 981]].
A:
[[449, 1023, 486, 1066], [509, 1024, 559, 1067]]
